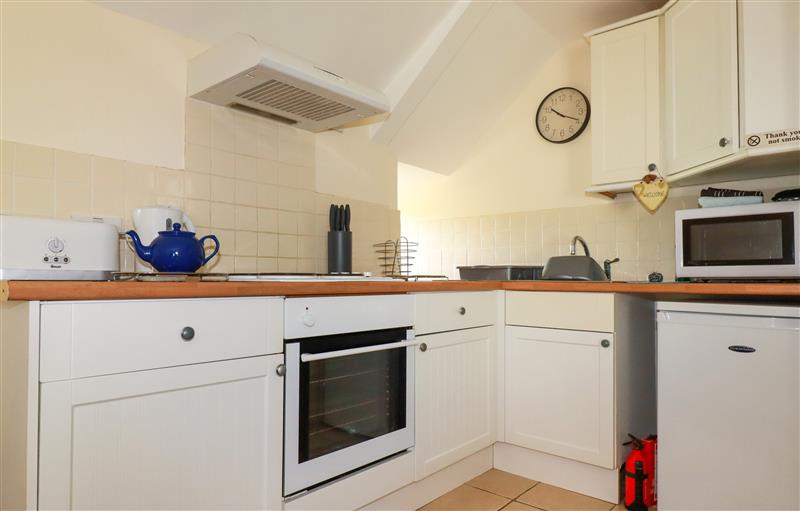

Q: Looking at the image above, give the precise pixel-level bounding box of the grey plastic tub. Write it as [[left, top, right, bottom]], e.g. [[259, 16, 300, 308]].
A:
[[457, 265, 544, 281]]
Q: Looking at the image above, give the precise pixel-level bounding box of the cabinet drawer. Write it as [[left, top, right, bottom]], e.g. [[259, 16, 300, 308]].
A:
[[414, 292, 496, 335], [40, 297, 283, 382], [506, 291, 614, 332]]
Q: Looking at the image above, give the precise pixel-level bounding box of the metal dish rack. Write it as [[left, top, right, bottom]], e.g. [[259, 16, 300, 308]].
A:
[[374, 237, 418, 277]]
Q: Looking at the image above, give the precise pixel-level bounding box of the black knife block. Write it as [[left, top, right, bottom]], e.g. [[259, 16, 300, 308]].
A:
[[327, 231, 352, 273]]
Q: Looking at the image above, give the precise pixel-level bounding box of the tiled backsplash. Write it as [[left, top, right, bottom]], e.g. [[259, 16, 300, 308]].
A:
[[402, 183, 788, 281], [0, 99, 399, 274]]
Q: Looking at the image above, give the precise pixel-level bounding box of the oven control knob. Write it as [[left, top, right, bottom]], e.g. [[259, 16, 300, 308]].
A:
[[302, 313, 316, 327], [47, 237, 65, 253]]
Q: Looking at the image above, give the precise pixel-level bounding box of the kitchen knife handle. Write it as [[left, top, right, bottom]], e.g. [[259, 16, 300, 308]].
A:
[[344, 204, 350, 231], [338, 205, 344, 231], [329, 204, 337, 231]]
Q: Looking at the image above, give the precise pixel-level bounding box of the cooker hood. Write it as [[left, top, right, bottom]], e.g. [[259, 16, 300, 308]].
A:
[[188, 34, 390, 132]]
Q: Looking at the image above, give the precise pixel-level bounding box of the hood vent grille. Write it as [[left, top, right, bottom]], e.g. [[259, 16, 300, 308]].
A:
[[236, 79, 355, 121]]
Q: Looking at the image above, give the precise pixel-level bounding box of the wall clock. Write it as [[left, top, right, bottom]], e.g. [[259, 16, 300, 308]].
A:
[[535, 87, 590, 143]]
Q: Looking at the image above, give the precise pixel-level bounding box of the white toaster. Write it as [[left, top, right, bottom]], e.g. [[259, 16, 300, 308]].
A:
[[0, 215, 119, 280]]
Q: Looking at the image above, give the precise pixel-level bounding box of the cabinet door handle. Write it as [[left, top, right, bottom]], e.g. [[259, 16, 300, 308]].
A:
[[719, 137, 731, 147], [181, 326, 195, 341], [419, 342, 428, 352], [276, 364, 286, 377], [601, 339, 610, 348], [458, 306, 466, 315]]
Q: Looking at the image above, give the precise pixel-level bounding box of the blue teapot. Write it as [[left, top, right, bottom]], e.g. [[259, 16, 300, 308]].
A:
[[127, 223, 220, 273]]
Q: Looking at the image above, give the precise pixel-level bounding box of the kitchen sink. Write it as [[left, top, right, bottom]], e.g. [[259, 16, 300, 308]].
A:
[[541, 255, 609, 281]]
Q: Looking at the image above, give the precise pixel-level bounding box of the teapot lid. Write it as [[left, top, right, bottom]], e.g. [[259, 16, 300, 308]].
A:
[[158, 222, 195, 237]]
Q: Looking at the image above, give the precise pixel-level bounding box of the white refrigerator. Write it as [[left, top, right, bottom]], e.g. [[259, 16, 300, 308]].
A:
[[657, 301, 799, 510]]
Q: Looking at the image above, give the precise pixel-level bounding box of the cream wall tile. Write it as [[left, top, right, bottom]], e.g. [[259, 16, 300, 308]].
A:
[[278, 258, 297, 272], [211, 202, 235, 229], [297, 258, 316, 273], [186, 99, 211, 147], [54, 150, 90, 183], [184, 199, 210, 227], [210, 176, 235, 203], [210, 149, 235, 177], [186, 144, 211, 174], [15, 143, 53, 179], [257, 183, 278, 209], [296, 166, 315, 190], [278, 211, 298, 234], [277, 163, 300, 188], [258, 208, 278, 232], [235, 231, 258, 256], [616, 220, 637, 242], [235, 154, 258, 182], [235, 180, 257, 206], [298, 189, 316, 213], [234, 113, 259, 157], [210, 106, 236, 152], [123, 163, 156, 219], [257, 123, 278, 160], [213, 228, 235, 255], [0, 173, 13, 214], [156, 168, 184, 197], [234, 256, 258, 273], [1, 140, 14, 175], [257, 159, 277, 184], [298, 236, 320, 258], [92, 157, 125, 217], [257, 257, 278, 272], [14, 176, 54, 217], [258, 233, 278, 257], [278, 234, 298, 258], [236, 205, 258, 231], [297, 212, 316, 236], [278, 187, 301, 211], [185, 172, 210, 200], [55, 180, 91, 218]]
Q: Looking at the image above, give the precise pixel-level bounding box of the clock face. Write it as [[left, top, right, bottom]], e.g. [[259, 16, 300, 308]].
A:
[[535, 87, 590, 143]]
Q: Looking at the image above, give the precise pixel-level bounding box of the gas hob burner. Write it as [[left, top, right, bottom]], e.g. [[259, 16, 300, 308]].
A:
[[111, 272, 399, 282]]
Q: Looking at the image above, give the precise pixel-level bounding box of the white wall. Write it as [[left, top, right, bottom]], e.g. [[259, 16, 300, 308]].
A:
[[0, 1, 205, 169], [315, 127, 398, 209], [399, 39, 603, 218]]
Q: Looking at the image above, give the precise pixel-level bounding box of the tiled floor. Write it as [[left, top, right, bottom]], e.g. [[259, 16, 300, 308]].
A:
[[418, 469, 631, 511]]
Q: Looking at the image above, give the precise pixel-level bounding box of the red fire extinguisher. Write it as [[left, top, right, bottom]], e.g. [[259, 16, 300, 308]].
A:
[[623, 434, 657, 510]]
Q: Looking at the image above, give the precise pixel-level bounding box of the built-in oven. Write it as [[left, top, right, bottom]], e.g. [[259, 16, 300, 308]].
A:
[[283, 295, 417, 496], [675, 201, 800, 280]]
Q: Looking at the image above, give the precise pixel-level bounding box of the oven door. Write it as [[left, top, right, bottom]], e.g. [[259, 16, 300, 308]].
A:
[[676, 205, 800, 279], [284, 328, 416, 496]]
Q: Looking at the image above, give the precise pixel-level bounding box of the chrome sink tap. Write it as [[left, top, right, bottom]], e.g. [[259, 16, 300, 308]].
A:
[[604, 258, 620, 280], [569, 235, 590, 257]]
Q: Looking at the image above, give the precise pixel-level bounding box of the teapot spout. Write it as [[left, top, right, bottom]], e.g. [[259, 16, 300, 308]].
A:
[[126, 230, 153, 263]]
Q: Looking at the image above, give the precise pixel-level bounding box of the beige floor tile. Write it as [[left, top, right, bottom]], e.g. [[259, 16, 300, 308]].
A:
[[502, 501, 543, 510], [517, 483, 614, 511], [467, 469, 538, 499], [420, 485, 510, 511]]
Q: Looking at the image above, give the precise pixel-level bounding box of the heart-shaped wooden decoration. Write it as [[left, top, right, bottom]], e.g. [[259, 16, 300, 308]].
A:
[[633, 175, 669, 211]]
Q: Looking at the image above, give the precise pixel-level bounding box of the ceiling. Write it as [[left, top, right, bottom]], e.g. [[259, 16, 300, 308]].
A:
[[96, 1, 456, 92], [97, 0, 666, 175]]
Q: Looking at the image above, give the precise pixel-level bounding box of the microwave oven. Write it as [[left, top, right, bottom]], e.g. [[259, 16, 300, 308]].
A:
[[675, 202, 800, 280]]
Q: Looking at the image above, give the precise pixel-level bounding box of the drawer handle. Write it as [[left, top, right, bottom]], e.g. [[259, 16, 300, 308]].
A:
[[458, 306, 466, 315], [181, 326, 195, 341], [601, 339, 610, 348]]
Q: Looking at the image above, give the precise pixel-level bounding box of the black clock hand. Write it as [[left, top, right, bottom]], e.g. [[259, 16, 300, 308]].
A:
[[551, 108, 580, 122]]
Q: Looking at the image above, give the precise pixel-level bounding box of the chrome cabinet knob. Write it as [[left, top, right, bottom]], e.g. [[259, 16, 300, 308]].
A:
[[458, 306, 466, 315], [647, 163, 657, 172], [419, 343, 428, 352], [601, 339, 610, 348], [719, 137, 731, 147], [276, 364, 286, 377], [181, 326, 195, 341]]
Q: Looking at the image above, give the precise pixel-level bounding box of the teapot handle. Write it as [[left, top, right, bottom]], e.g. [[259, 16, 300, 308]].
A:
[[199, 235, 220, 266]]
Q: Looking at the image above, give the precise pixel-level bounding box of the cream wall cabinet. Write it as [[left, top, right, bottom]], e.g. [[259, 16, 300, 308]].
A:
[[505, 326, 614, 468], [504, 292, 656, 470], [590, 17, 660, 185], [663, 0, 739, 174]]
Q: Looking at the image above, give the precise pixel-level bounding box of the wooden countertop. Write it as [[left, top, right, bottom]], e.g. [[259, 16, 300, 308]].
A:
[[2, 279, 798, 302]]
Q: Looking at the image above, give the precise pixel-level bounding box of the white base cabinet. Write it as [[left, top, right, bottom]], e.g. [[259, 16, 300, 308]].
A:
[[414, 326, 496, 480], [505, 326, 614, 468], [38, 355, 284, 510]]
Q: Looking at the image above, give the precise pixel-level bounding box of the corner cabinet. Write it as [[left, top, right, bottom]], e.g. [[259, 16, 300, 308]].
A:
[[505, 326, 614, 467], [663, 0, 739, 174], [412, 292, 497, 480], [590, 16, 661, 185]]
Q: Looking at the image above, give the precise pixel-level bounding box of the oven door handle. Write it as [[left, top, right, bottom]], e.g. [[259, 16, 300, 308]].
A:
[[300, 339, 421, 363]]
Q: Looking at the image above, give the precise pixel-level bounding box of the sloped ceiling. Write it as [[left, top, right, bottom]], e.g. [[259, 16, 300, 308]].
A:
[[97, 0, 664, 175]]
